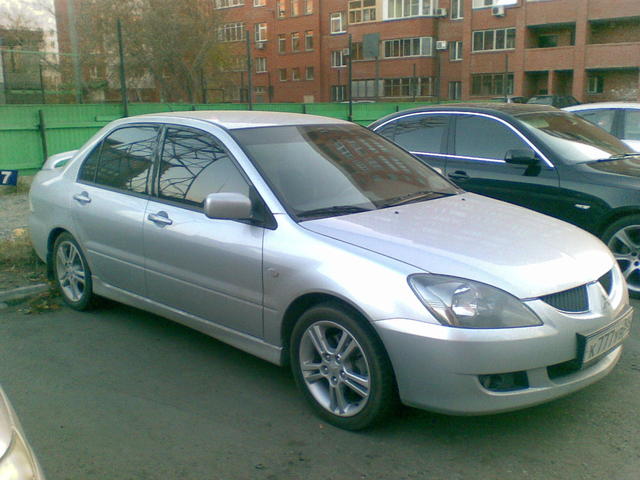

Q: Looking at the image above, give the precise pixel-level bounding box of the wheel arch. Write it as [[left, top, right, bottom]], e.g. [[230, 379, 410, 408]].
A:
[[596, 208, 640, 237], [45, 228, 70, 278]]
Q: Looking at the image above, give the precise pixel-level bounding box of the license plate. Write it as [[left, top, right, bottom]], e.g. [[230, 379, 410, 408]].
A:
[[578, 307, 633, 366]]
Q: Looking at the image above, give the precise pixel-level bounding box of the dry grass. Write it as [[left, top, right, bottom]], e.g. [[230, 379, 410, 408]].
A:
[[0, 176, 32, 196], [0, 228, 40, 269]]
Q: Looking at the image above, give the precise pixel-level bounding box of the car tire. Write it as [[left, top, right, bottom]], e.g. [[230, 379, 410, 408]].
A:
[[602, 215, 640, 298], [52, 232, 96, 310], [290, 302, 397, 430]]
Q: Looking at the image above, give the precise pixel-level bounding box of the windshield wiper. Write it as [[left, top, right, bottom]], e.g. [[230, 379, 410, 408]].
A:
[[382, 190, 455, 207], [297, 205, 373, 219], [585, 153, 640, 164]]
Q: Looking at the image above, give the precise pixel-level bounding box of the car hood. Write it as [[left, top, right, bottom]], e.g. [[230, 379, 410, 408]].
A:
[[301, 193, 612, 299], [582, 156, 640, 178]]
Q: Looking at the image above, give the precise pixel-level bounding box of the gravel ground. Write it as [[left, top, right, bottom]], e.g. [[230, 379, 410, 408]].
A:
[[0, 192, 30, 240]]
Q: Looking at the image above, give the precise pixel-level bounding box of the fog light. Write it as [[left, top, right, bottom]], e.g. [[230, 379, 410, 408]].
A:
[[478, 371, 529, 392]]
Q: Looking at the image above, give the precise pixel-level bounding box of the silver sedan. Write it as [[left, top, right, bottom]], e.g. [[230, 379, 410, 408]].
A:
[[29, 111, 632, 430]]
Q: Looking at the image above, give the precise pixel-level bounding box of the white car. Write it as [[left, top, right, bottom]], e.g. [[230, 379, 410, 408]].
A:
[[29, 111, 633, 429], [564, 102, 640, 152]]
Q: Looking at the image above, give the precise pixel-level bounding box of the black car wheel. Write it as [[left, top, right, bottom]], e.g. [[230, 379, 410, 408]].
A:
[[290, 302, 397, 430]]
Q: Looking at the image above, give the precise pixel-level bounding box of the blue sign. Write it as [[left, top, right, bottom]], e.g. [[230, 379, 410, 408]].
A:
[[0, 170, 18, 186]]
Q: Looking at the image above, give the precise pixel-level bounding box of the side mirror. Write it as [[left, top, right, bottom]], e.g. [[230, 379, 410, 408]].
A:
[[505, 148, 538, 165], [204, 192, 253, 220]]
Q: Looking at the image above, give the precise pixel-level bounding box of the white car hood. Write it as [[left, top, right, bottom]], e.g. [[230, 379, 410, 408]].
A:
[[302, 193, 612, 299]]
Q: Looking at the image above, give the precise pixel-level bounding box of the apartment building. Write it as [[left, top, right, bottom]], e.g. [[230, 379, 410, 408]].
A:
[[217, 0, 640, 103]]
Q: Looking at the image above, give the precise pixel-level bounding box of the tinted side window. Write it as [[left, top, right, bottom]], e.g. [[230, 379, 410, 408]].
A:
[[158, 127, 250, 207], [78, 144, 102, 183], [393, 115, 448, 153], [454, 115, 527, 160], [575, 109, 615, 134], [94, 126, 158, 193], [375, 122, 396, 141], [623, 109, 640, 141]]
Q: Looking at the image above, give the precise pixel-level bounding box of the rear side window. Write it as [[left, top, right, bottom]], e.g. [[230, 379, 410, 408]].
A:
[[624, 109, 640, 141], [80, 126, 159, 194], [157, 127, 250, 208], [392, 115, 448, 153], [454, 115, 527, 160], [574, 109, 615, 134]]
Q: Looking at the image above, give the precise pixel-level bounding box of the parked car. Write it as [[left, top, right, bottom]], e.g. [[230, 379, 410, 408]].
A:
[[527, 95, 579, 108], [370, 103, 640, 297], [564, 102, 640, 152], [492, 96, 529, 104], [0, 385, 46, 479], [30, 111, 632, 430]]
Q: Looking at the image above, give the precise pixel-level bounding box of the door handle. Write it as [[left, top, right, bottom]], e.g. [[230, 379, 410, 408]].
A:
[[73, 191, 91, 204], [147, 211, 173, 226], [448, 170, 469, 181]]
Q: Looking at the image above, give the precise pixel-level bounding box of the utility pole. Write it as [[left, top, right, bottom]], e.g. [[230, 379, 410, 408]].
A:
[[246, 30, 253, 110], [116, 19, 129, 117], [67, 0, 83, 103], [348, 34, 353, 122], [504, 54, 509, 100]]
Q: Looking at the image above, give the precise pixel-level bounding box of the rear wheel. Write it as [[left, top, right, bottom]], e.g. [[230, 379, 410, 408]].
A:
[[290, 302, 397, 430], [602, 215, 640, 298], [53, 232, 96, 310]]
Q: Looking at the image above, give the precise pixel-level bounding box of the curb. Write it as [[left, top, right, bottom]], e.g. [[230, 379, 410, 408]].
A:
[[0, 284, 49, 303]]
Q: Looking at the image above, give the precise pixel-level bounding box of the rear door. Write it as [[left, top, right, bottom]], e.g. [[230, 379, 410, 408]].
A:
[[443, 113, 562, 217], [72, 125, 158, 295]]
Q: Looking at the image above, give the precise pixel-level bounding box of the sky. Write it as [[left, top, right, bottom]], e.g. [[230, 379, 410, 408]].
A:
[[0, 0, 56, 31]]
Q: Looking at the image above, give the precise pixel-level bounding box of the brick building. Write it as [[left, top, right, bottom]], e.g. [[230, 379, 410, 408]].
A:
[[217, 0, 640, 103]]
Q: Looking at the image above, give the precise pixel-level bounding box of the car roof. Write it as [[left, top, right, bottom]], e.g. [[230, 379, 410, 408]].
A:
[[134, 110, 351, 130], [370, 102, 557, 127], [564, 102, 640, 111]]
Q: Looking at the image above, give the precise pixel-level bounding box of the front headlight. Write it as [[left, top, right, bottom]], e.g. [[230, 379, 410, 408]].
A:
[[408, 274, 542, 328], [0, 432, 38, 480]]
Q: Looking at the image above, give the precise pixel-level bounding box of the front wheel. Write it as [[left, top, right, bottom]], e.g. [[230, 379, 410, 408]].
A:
[[602, 215, 640, 298], [52, 232, 96, 310], [290, 303, 397, 430]]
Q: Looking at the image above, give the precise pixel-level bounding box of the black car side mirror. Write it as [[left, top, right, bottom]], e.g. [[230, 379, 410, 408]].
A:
[[505, 149, 539, 166]]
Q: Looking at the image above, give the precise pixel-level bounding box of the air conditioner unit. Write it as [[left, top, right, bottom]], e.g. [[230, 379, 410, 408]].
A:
[[256, 42, 265, 49], [492, 6, 505, 17], [434, 7, 447, 17], [342, 48, 350, 56], [435, 40, 448, 50]]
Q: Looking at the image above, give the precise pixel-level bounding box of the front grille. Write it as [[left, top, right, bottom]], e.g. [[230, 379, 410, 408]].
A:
[[598, 270, 613, 296], [540, 285, 589, 313]]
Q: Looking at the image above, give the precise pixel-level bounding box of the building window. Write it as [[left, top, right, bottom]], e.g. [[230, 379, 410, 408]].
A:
[[292, 67, 301, 80], [351, 79, 381, 98], [291, 0, 301, 16], [451, 0, 463, 19], [383, 77, 434, 97], [291, 32, 301, 52], [277, 0, 286, 17], [331, 85, 347, 101], [219, 23, 246, 42], [472, 28, 516, 52], [304, 0, 313, 14], [471, 73, 514, 96], [306, 66, 315, 80], [349, 0, 377, 24], [330, 12, 346, 34], [279, 68, 287, 81], [215, 0, 244, 8], [255, 57, 267, 73], [331, 50, 348, 67], [450, 41, 462, 61], [254, 23, 267, 42], [278, 34, 286, 53], [352, 42, 364, 60], [472, 0, 516, 8], [587, 75, 604, 94], [385, 0, 435, 19], [305, 30, 314, 50], [254, 0, 266, 5], [449, 81, 462, 99], [383, 37, 433, 58]]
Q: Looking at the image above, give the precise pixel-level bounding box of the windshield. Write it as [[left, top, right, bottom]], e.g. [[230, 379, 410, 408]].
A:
[[515, 111, 632, 164], [233, 124, 459, 219]]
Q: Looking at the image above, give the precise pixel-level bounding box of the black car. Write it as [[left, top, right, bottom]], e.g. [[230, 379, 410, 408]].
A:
[[369, 103, 640, 296]]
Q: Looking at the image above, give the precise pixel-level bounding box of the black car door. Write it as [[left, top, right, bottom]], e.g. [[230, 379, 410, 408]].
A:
[[375, 113, 451, 176], [444, 113, 562, 217]]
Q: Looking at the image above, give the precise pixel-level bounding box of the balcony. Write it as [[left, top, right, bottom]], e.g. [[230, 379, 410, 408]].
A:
[[588, 0, 640, 20], [523, 46, 575, 71], [585, 42, 640, 69], [525, 0, 578, 26]]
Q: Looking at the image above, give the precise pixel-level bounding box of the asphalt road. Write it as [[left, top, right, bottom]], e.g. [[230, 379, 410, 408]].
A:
[[1, 299, 639, 480]]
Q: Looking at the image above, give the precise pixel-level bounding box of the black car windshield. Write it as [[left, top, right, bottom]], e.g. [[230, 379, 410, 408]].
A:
[[515, 111, 632, 164], [233, 124, 458, 219]]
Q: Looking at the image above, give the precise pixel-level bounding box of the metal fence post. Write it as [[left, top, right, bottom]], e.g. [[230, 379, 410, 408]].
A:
[[117, 19, 129, 117], [38, 109, 49, 164]]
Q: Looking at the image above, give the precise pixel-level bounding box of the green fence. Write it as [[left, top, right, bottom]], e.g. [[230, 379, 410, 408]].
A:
[[0, 102, 439, 174]]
